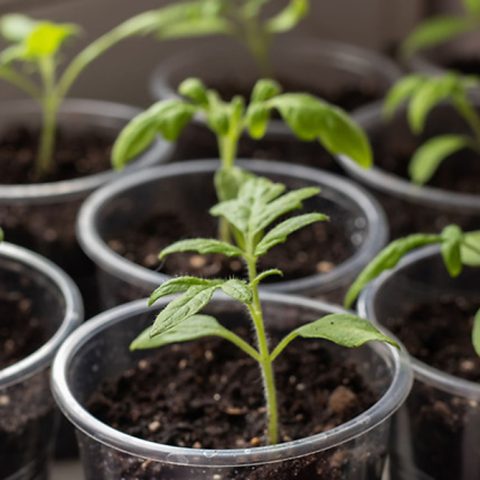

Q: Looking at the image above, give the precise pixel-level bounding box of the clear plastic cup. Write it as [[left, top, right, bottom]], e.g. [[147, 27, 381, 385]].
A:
[[0, 98, 173, 317], [359, 245, 480, 480], [51, 293, 412, 479], [149, 37, 401, 165], [0, 242, 82, 480], [337, 103, 480, 238], [76, 159, 388, 307]]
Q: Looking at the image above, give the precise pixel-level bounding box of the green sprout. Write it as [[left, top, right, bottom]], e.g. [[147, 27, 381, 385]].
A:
[[403, 0, 480, 58], [131, 174, 397, 445], [344, 225, 480, 354], [113, 77, 372, 240], [384, 72, 480, 185], [155, 0, 310, 76]]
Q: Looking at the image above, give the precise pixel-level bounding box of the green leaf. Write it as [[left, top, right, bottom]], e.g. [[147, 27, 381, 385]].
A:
[[246, 103, 271, 139], [271, 313, 398, 361], [250, 79, 282, 103], [0, 228, 3, 242], [344, 233, 442, 308], [464, 0, 480, 16], [214, 166, 254, 202], [112, 99, 197, 169], [150, 284, 221, 336], [159, 238, 243, 260], [24, 21, 78, 59], [149, 277, 222, 306], [403, 16, 475, 57], [440, 225, 464, 277], [408, 74, 460, 134], [384, 75, 426, 118], [266, 0, 309, 33], [250, 268, 283, 286], [409, 135, 472, 185], [255, 213, 328, 256], [269, 94, 372, 168], [179, 77, 208, 106], [131, 314, 228, 350], [472, 309, 480, 356], [220, 279, 252, 304], [254, 186, 320, 234], [0, 14, 36, 42], [462, 231, 480, 266]]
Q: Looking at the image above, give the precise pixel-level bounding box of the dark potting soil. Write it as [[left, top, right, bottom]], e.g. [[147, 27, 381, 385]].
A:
[[0, 289, 47, 370], [390, 295, 480, 382], [0, 124, 112, 184], [88, 332, 382, 479], [108, 211, 353, 283]]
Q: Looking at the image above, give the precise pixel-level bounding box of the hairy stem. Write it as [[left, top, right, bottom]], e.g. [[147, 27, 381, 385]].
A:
[[246, 254, 279, 445]]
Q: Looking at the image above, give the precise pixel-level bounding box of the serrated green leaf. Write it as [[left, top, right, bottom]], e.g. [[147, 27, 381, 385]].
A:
[[254, 186, 320, 234], [131, 314, 228, 350], [269, 94, 372, 168], [440, 225, 464, 277], [0, 14, 37, 42], [271, 313, 398, 361], [179, 77, 208, 106], [150, 284, 220, 336], [250, 79, 282, 103], [403, 16, 475, 57], [214, 166, 253, 202], [472, 309, 480, 356], [266, 0, 309, 33], [149, 277, 222, 306], [255, 213, 328, 256], [384, 75, 426, 118], [464, 0, 480, 16], [24, 21, 78, 58], [220, 279, 252, 304], [462, 231, 480, 266], [408, 74, 461, 134], [344, 233, 442, 308], [409, 135, 472, 185], [112, 99, 197, 169], [159, 238, 243, 260]]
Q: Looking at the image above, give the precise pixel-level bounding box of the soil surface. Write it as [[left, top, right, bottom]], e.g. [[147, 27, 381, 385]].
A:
[[0, 125, 112, 184], [0, 289, 47, 370], [108, 211, 353, 283], [389, 295, 480, 381], [387, 295, 480, 480], [88, 332, 384, 479]]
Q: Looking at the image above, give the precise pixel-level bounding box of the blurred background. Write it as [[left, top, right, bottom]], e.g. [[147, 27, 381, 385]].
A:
[[0, 0, 450, 105]]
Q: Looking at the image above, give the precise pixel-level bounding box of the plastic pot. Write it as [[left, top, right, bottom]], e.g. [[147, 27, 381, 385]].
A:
[[77, 159, 388, 307], [337, 102, 480, 238], [0, 98, 173, 318], [150, 37, 402, 166], [51, 293, 412, 479], [358, 245, 480, 480], [0, 242, 82, 480]]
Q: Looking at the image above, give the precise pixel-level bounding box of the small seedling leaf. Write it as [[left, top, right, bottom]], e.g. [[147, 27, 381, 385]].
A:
[[472, 309, 480, 356], [266, 0, 309, 33], [384, 74, 426, 118], [462, 231, 480, 267], [159, 238, 243, 259], [440, 225, 464, 277], [220, 279, 252, 304], [250, 79, 282, 103], [24, 21, 78, 58], [344, 233, 442, 308], [255, 212, 328, 256], [131, 314, 228, 350], [251, 268, 283, 286], [246, 103, 271, 139], [214, 166, 254, 202], [403, 16, 474, 57], [148, 277, 222, 306], [179, 77, 208, 106], [150, 284, 221, 336], [409, 134, 472, 185]]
